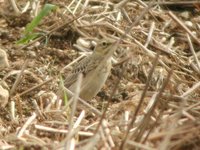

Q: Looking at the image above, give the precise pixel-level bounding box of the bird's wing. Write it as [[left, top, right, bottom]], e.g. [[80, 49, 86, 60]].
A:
[[64, 55, 100, 87]]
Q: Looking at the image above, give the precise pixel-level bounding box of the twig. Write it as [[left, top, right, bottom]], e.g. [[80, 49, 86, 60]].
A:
[[35, 124, 93, 136], [120, 53, 160, 149], [64, 87, 102, 116], [127, 140, 156, 150], [135, 69, 173, 142], [16, 77, 53, 97], [17, 113, 37, 138], [64, 74, 83, 149], [9, 0, 21, 14], [145, 21, 155, 47], [94, 61, 126, 135], [153, 1, 200, 5], [186, 34, 200, 73], [10, 59, 28, 96], [181, 81, 200, 98], [168, 11, 200, 46]]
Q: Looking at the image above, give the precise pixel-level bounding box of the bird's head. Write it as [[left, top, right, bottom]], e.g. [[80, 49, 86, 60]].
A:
[[94, 39, 115, 56]]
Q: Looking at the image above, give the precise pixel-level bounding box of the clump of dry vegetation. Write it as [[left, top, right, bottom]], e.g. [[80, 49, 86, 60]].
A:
[[0, 0, 200, 149]]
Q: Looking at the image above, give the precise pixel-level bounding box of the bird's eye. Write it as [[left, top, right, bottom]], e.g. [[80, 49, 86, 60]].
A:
[[102, 41, 107, 47]]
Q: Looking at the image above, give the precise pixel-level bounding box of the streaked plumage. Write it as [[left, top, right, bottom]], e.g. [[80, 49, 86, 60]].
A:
[[64, 39, 114, 100]]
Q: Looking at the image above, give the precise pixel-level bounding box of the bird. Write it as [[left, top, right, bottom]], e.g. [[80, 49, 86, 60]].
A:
[[63, 38, 116, 101]]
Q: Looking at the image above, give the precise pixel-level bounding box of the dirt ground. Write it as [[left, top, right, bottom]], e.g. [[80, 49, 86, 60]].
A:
[[0, 0, 200, 149]]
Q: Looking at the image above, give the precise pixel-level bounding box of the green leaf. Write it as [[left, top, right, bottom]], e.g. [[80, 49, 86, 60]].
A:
[[16, 33, 39, 44], [25, 4, 57, 34], [60, 75, 68, 106], [16, 4, 57, 44]]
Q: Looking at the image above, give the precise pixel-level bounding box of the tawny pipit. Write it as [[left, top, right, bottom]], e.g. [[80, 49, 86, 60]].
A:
[[64, 39, 115, 101]]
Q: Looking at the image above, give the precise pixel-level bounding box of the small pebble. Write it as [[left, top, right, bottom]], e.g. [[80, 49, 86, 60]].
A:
[[0, 48, 9, 70], [0, 84, 9, 107]]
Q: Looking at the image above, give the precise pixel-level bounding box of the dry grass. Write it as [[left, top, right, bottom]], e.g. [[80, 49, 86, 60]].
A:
[[0, 0, 200, 149]]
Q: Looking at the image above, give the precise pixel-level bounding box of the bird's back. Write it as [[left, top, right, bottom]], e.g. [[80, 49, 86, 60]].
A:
[[64, 53, 103, 87]]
